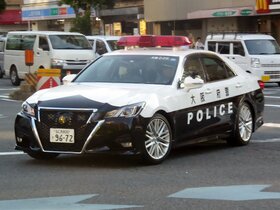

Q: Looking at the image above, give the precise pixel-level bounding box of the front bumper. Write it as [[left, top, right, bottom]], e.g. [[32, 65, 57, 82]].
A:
[[14, 112, 148, 155]]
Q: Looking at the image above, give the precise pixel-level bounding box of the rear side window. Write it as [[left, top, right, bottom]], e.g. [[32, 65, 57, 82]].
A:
[[233, 42, 245, 56], [6, 35, 36, 50], [201, 55, 235, 82], [207, 41, 216, 52], [217, 42, 230, 54]]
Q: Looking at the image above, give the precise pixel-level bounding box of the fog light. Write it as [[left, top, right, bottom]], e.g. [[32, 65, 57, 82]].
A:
[[121, 142, 132, 148], [17, 137, 23, 143]]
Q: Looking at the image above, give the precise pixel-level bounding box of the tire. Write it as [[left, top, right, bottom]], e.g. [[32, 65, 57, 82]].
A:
[[278, 82, 280, 87], [0, 68, 3, 79], [10, 66, 21, 86], [227, 102, 253, 146], [27, 151, 59, 160], [141, 113, 172, 164]]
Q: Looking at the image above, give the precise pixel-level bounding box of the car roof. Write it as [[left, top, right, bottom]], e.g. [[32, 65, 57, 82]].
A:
[[103, 47, 213, 57], [7, 31, 84, 36], [86, 35, 121, 41], [206, 33, 274, 41]]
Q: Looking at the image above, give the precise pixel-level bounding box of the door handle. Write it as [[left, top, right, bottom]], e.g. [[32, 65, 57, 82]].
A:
[[205, 88, 212, 94], [236, 83, 242, 88]]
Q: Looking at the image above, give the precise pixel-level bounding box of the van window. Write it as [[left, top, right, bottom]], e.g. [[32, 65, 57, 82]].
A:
[[207, 41, 216, 52], [233, 42, 245, 56], [0, 40, 4, 52], [6, 35, 36, 50], [49, 35, 92, 50], [244, 39, 280, 55], [39, 36, 49, 51], [217, 42, 230, 54]]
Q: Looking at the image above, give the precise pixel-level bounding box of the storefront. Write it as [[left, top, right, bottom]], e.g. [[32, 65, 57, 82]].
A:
[[0, 10, 27, 34]]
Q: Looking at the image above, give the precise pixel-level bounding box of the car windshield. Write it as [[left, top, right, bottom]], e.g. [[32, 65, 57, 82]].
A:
[[244, 39, 280, 55], [49, 35, 92, 50], [107, 40, 124, 51], [74, 55, 179, 85]]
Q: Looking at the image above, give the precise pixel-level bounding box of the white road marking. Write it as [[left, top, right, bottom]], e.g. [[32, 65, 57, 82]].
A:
[[263, 123, 280, 128], [0, 151, 24, 156], [265, 104, 280, 108], [252, 138, 280, 143], [0, 114, 7, 119], [265, 96, 280, 99]]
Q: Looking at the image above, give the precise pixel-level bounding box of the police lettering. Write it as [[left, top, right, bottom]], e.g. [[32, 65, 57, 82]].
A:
[[187, 102, 233, 125]]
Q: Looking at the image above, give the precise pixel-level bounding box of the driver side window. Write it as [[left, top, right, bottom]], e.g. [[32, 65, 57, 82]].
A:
[[183, 55, 206, 81]]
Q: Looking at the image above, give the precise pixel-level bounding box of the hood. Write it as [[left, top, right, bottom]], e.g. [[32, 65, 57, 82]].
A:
[[51, 50, 95, 60], [27, 83, 167, 110], [256, 54, 280, 64]]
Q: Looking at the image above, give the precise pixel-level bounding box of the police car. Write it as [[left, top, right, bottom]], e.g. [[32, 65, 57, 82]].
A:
[[14, 35, 265, 164]]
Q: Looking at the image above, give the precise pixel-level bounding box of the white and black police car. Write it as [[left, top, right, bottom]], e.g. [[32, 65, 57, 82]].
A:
[[14, 35, 265, 164]]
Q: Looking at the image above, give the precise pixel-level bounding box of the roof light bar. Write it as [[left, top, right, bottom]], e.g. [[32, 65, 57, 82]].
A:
[[117, 35, 192, 47]]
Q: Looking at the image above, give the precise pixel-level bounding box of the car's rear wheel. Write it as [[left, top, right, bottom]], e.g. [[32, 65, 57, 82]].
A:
[[141, 114, 172, 164], [10, 66, 20, 86], [227, 102, 253, 146], [27, 151, 59, 160]]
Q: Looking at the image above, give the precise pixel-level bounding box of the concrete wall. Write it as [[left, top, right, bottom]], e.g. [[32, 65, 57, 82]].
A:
[[144, 0, 254, 22]]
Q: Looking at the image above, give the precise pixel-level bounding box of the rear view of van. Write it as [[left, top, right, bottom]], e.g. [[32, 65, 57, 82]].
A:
[[4, 31, 95, 86], [205, 33, 280, 86]]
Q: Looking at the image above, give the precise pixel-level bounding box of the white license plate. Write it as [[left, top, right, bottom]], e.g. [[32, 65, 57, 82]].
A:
[[50, 128, 75, 144]]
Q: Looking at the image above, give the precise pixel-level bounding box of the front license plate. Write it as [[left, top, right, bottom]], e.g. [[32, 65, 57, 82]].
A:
[[50, 128, 75, 144]]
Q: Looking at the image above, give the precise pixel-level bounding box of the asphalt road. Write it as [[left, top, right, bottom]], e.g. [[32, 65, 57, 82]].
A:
[[1, 78, 280, 210]]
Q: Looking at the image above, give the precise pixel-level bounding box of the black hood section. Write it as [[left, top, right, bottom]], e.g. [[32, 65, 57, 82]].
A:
[[37, 95, 118, 111]]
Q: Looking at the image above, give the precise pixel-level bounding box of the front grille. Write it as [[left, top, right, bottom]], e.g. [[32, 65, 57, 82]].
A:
[[36, 109, 96, 152], [65, 60, 88, 66], [262, 64, 280, 68], [264, 71, 280, 75]]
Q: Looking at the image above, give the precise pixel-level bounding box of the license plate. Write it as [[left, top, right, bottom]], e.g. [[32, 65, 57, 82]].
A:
[[50, 128, 75, 144]]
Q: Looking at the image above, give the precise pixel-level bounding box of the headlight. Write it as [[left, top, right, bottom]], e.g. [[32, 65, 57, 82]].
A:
[[105, 102, 145, 118], [51, 58, 65, 66], [22, 102, 35, 117], [251, 58, 261, 68]]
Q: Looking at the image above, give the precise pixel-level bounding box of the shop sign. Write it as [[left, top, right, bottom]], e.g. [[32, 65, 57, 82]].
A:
[[269, 0, 280, 10], [256, 0, 270, 13], [187, 7, 254, 19], [212, 11, 236, 17], [22, 6, 75, 21]]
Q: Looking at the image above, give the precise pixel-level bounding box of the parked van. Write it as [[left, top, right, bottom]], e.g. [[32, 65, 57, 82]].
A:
[[205, 33, 280, 86], [4, 31, 95, 86], [0, 36, 5, 78], [86, 36, 123, 57]]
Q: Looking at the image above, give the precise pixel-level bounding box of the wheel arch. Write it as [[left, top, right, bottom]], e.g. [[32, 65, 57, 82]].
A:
[[241, 98, 256, 132], [154, 110, 176, 141]]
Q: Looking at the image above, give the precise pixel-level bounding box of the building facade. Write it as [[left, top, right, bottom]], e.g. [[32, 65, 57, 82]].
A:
[[0, 0, 27, 34], [20, 0, 144, 35], [144, 0, 280, 43]]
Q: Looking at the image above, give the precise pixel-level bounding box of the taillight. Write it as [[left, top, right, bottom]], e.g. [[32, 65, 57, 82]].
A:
[[258, 80, 265, 90]]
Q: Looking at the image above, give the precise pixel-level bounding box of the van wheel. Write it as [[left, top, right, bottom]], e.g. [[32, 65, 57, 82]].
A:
[[278, 82, 280, 87], [141, 114, 172, 164], [10, 66, 20, 86], [227, 102, 253, 146]]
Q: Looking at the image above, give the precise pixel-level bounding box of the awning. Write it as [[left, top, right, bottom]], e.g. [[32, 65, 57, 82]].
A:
[[0, 10, 26, 25]]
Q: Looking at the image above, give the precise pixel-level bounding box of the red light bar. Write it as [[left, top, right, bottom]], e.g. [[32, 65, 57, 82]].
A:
[[117, 35, 192, 47], [258, 80, 265, 90]]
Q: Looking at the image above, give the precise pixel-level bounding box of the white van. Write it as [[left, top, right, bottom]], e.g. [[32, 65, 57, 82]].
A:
[[205, 33, 280, 86], [4, 31, 95, 85], [86, 36, 123, 57]]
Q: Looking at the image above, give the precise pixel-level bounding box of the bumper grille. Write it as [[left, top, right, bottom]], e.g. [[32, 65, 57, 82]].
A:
[[36, 109, 96, 152]]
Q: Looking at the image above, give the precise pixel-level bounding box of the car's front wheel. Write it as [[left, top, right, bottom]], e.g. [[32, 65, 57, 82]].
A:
[[141, 114, 172, 164], [27, 151, 59, 160], [227, 102, 253, 146], [10, 66, 20, 86]]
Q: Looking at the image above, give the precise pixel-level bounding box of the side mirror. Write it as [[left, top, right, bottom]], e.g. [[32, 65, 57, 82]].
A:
[[182, 76, 204, 91], [62, 74, 77, 85]]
